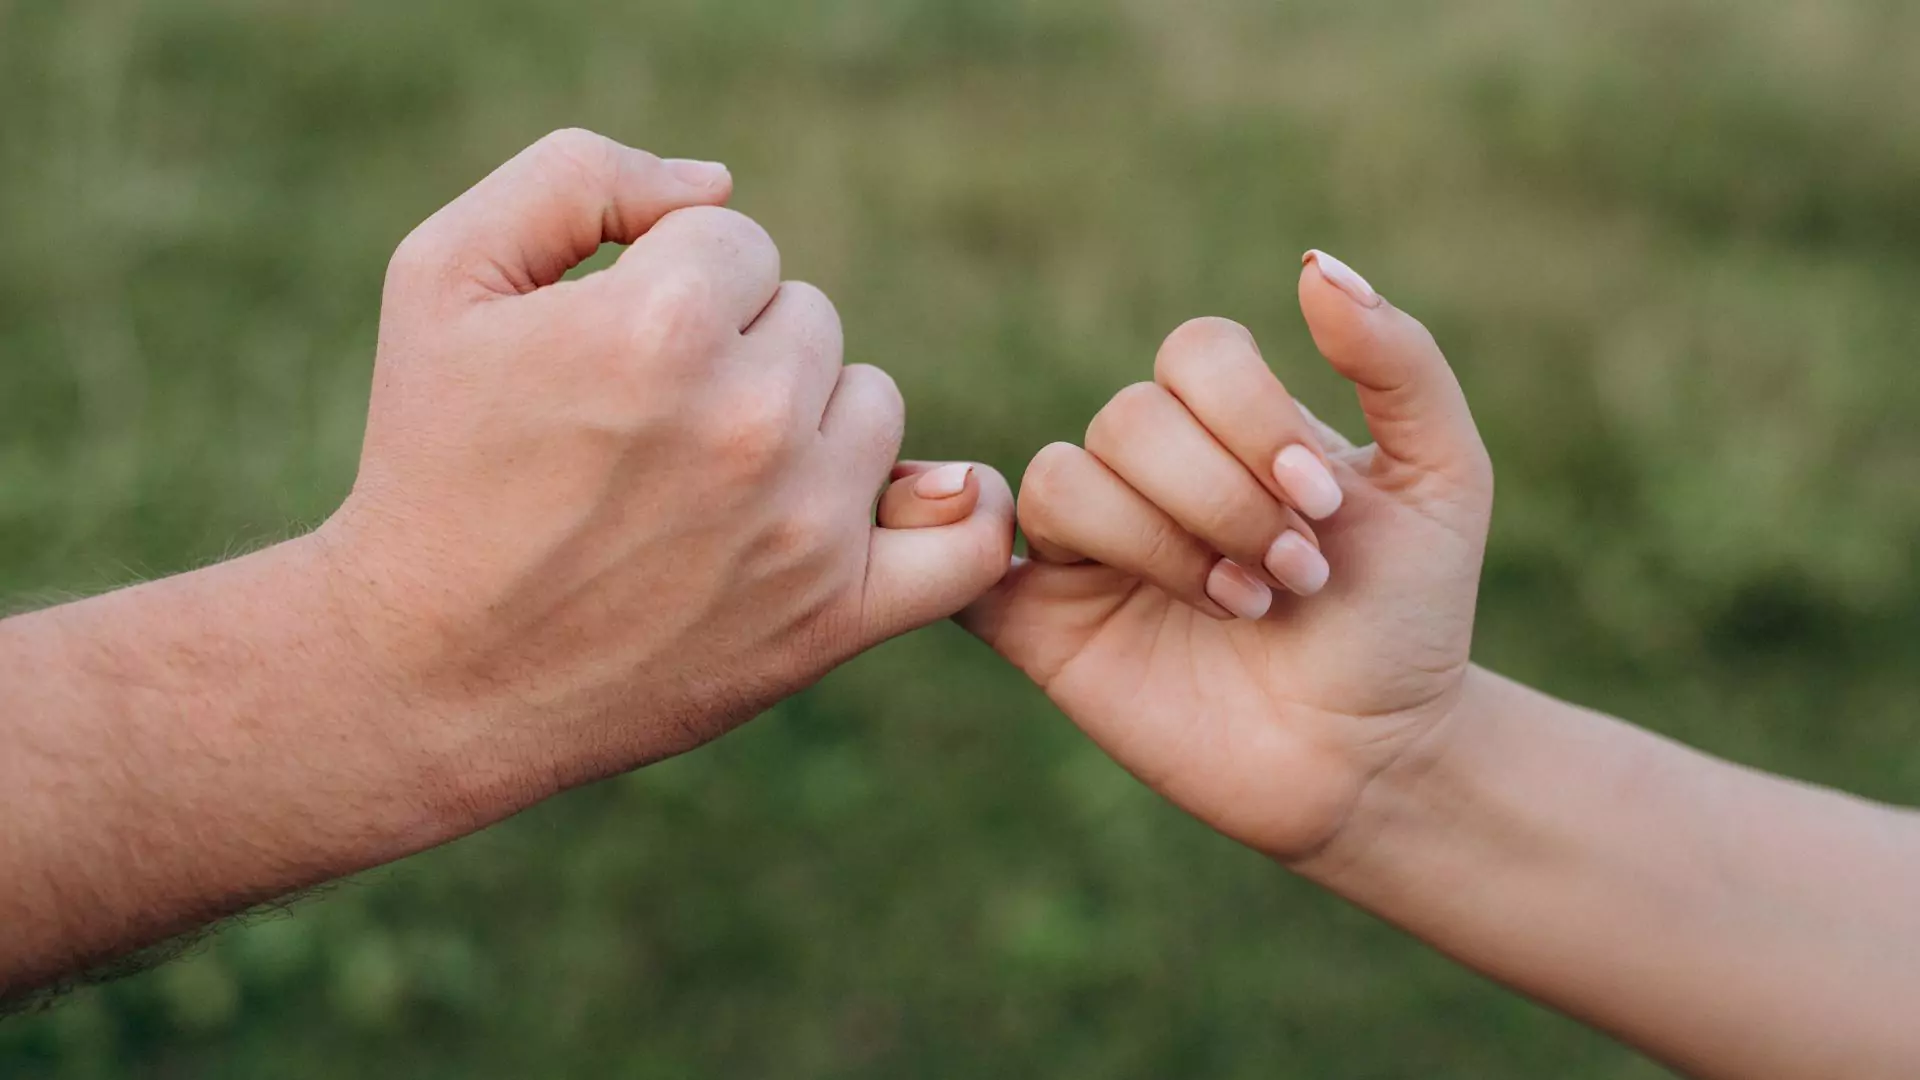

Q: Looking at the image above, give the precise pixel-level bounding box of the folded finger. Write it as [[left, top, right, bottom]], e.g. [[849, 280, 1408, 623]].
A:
[[1153, 317, 1346, 521], [862, 464, 1017, 643], [818, 363, 906, 502], [395, 129, 731, 297], [876, 462, 981, 530], [1083, 383, 1327, 596], [616, 205, 783, 333], [735, 281, 844, 429], [1017, 442, 1253, 620]]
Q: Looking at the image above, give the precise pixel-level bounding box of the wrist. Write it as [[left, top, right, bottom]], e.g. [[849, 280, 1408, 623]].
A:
[[1286, 664, 1507, 891], [275, 526, 546, 838]]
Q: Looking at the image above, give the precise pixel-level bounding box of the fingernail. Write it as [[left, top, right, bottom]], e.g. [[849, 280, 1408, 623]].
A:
[[1273, 444, 1344, 519], [665, 158, 731, 188], [914, 462, 974, 499], [1264, 531, 1331, 596], [1302, 249, 1382, 309], [1206, 559, 1273, 621]]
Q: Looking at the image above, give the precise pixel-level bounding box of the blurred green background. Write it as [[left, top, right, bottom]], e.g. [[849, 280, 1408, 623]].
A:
[[4, 0, 1918, 1076]]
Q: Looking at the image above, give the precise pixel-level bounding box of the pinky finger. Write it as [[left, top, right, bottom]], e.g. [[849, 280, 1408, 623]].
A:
[[877, 461, 980, 530]]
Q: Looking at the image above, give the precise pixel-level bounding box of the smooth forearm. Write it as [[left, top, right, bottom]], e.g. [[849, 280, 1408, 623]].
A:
[[0, 534, 517, 997], [1302, 667, 1920, 1079]]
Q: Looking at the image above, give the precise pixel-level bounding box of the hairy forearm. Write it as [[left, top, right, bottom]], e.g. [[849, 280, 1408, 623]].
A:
[[0, 535, 509, 999], [1302, 667, 1920, 1079]]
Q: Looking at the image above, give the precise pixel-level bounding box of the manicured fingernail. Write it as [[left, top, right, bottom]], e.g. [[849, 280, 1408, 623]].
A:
[[665, 158, 731, 188], [914, 462, 974, 499], [1273, 444, 1344, 520], [1264, 531, 1330, 596], [1302, 249, 1382, 309], [1206, 559, 1273, 621]]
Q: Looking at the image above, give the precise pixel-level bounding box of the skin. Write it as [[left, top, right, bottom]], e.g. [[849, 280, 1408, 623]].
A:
[[967, 252, 1920, 1079], [5, 128, 1915, 1075], [0, 130, 1002, 1002]]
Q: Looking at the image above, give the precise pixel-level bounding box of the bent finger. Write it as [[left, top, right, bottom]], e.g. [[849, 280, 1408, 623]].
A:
[[395, 129, 731, 297], [1017, 442, 1254, 620], [736, 281, 844, 429], [861, 464, 1017, 642], [1084, 383, 1326, 596], [1153, 317, 1345, 521], [876, 462, 981, 530], [617, 205, 783, 333]]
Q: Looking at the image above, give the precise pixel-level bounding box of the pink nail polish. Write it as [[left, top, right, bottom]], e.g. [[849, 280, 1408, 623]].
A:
[[1273, 445, 1344, 520], [1264, 531, 1331, 597], [914, 462, 974, 499], [1302, 250, 1382, 309], [1206, 559, 1273, 621]]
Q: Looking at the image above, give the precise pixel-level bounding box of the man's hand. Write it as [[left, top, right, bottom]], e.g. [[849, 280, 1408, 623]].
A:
[[316, 128, 1013, 804], [0, 130, 1012, 999]]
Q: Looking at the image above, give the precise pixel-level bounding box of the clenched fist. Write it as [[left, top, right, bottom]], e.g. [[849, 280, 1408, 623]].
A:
[[316, 129, 1014, 807], [0, 130, 1013, 995]]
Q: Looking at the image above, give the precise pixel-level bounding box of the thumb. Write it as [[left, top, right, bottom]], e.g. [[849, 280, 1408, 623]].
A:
[[1298, 250, 1491, 487], [392, 129, 732, 297], [860, 463, 1017, 644]]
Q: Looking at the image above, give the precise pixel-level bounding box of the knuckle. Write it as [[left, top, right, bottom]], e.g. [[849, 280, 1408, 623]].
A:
[[1407, 317, 1443, 355], [838, 365, 905, 461], [764, 502, 840, 563], [844, 362, 902, 418], [718, 206, 776, 252], [1014, 493, 1050, 542], [1159, 313, 1251, 359], [1155, 316, 1255, 382], [635, 264, 718, 322], [777, 281, 845, 359], [1017, 441, 1084, 526], [529, 127, 618, 187], [783, 279, 842, 330], [1134, 519, 1212, 595], [714, 391, 793, 475], [1086, 381, 1167, 452], [1187, 491, 1259, 552], [777, 277, 834, 311], [664, 205, 779, 262], [626, 269, 723, 359], [1459, 441, 1497, 500], [384, 224, 446, 288], [1131, 518, 1184, 576]]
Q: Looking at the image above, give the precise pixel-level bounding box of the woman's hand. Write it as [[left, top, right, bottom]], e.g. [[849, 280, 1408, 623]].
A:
[[961, 252, 1494, 861], [964, 256, 1920, 1080]]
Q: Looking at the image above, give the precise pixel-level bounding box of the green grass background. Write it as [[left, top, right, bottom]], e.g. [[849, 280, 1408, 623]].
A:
[[3, 0, 1918, 1076]]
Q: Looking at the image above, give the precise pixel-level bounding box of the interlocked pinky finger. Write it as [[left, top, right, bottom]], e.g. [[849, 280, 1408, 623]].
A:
[[876, 462, 981, 530]]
